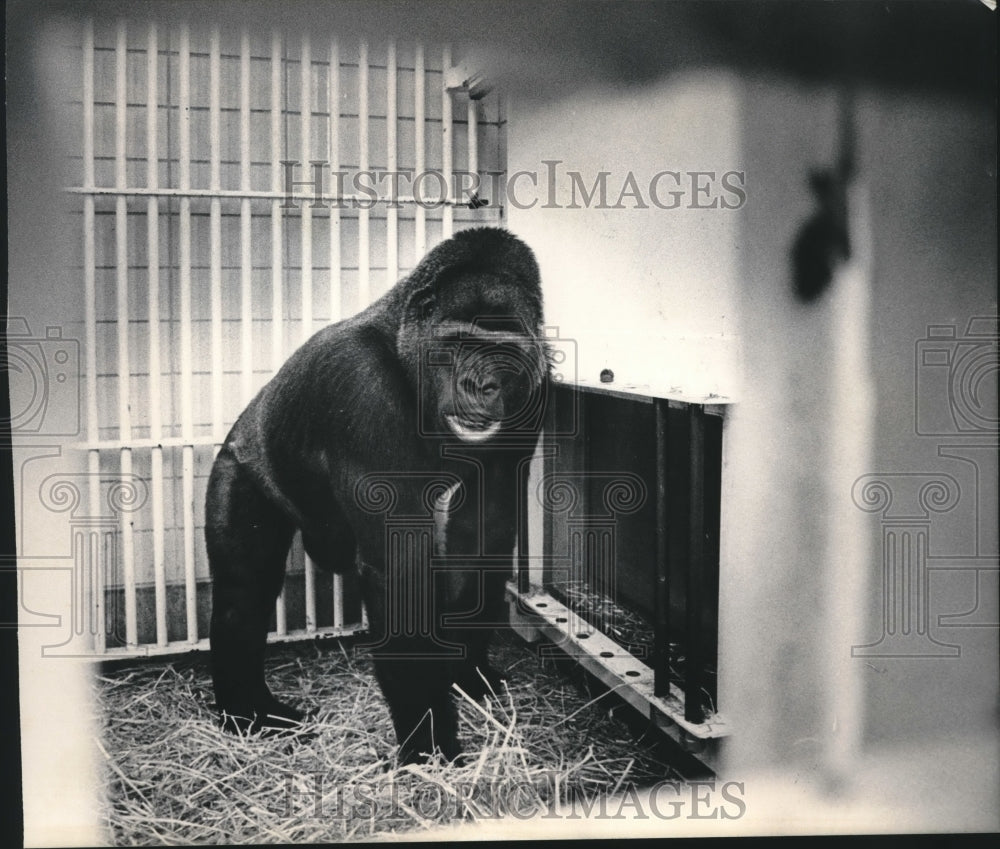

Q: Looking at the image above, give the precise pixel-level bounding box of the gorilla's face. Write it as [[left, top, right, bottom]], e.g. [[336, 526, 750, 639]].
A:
[[430, 329, 541, 443], [416, 272, 547, 443]]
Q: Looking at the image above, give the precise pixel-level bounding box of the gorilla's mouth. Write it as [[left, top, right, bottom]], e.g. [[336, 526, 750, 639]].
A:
[[445, 415, 502, 442]]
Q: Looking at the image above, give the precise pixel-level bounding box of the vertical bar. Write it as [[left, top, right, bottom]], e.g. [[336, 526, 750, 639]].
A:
[[115, 20, 137, 648], [146, 24, 159, 193], [271, 28, 288, 635], [664, 398, 690, 697], [329, 41, 344, 629], [240, 28, 254, 405], [328, 37, 341, 324], [209, 26, 223, 445], [300, 32, 313, 340], [304, 549, 317, 632], [178, 22, 198, 643], [72, 531, 85, 636], [385, 39, 398, 288], [540, 382, 558, 590], [685, 404, 706, 723], [301, 32, 317, 632], [358, 38, 370, 306], [525, 431, 548, 589], [466, 95, 478, 192], [413, 43, 426, 259], [517, 454, 530, 595], [147, 22, 168, 647], [441, 45, 453, 238], [270, 29, 284, 371], [82, 20, 95, 193], [86, 532, 99, 640], [115, 21, 127, 192], [82, 18, 104, 654], [653, 398, 670, 696], [496, 93, 507, 223], [332, 573, 344, 629]]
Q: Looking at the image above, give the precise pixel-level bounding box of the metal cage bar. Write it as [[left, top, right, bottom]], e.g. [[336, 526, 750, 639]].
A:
[[209, 25, 224, 448], [239, 28, 254, 406], [300, 32, 314, 341], [82, 18, 104, 654], [441, 44, 453, 238], [467, 96, 478, 197], [329, 35, 345, 627], [358, 38, 371, 305], [115, 20, 138, 648], [386, 39, 398, 289], [271, 28, 289, 637], [301, 32, 318, 633], [684, 403, 706, 723], [328, 36, 342, 322], [67, 23, 504, 657], [413, 43, 426, 259], [178, 21, 198, 644], [147, 21, 168, 647], [652, 397, 671, 696]]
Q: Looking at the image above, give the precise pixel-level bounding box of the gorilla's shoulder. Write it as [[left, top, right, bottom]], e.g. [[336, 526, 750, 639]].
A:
[[282, 320, 399, 383], [229, 320, 406, 452]]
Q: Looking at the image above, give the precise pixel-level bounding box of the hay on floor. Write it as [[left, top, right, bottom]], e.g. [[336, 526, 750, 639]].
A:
[[95, 631, 682, 843]]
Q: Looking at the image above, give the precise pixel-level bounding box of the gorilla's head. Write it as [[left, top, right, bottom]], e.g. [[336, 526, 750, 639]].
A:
[[395, 228, 549, 443]]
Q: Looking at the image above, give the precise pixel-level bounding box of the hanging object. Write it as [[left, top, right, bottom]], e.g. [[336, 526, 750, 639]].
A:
[[792, 90, 857, 302]]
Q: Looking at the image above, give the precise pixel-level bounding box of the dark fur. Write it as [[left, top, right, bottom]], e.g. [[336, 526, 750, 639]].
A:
[[206, 227, 547, 763]]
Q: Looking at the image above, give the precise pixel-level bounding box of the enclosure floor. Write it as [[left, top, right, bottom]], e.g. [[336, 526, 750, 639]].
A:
[[94, 629, 683, 844]]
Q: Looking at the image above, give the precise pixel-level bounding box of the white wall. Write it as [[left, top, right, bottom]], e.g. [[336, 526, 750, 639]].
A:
[[506, 72, 744, 400]]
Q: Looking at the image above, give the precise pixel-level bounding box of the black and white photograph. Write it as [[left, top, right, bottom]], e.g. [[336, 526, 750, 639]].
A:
[[4, 0, 997, 844]]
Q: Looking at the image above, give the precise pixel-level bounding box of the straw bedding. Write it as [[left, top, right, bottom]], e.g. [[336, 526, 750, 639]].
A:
[[94, 630, 682, 843]]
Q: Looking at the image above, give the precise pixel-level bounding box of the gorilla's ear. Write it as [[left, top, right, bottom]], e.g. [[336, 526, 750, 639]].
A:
[[396, 284, 435, 367]]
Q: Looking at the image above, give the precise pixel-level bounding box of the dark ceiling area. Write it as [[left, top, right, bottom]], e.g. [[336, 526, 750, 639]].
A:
[[691, 0, 995, 98], [8, 0, 997, 100]]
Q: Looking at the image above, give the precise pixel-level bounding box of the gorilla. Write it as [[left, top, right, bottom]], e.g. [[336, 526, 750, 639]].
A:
[[205, 226, 548, 763]]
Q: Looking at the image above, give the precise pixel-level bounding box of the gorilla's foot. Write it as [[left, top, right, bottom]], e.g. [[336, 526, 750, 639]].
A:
[[396, 740, 465, 767], [216, 697, 307, 737], [257, 693, 307, 725]]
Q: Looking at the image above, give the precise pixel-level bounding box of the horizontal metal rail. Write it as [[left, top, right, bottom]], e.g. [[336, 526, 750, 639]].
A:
[[65, 186, 489, 207], [507, 582, 728, 773], [88, 623, 368, 662]]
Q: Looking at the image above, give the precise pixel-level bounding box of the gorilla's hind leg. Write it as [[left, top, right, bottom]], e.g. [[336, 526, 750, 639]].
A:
[[373, 654, 461, 765], [206, 448, 298, 733]]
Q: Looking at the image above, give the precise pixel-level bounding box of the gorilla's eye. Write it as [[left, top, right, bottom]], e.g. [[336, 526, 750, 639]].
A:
[[473, 316, 530, 335]]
